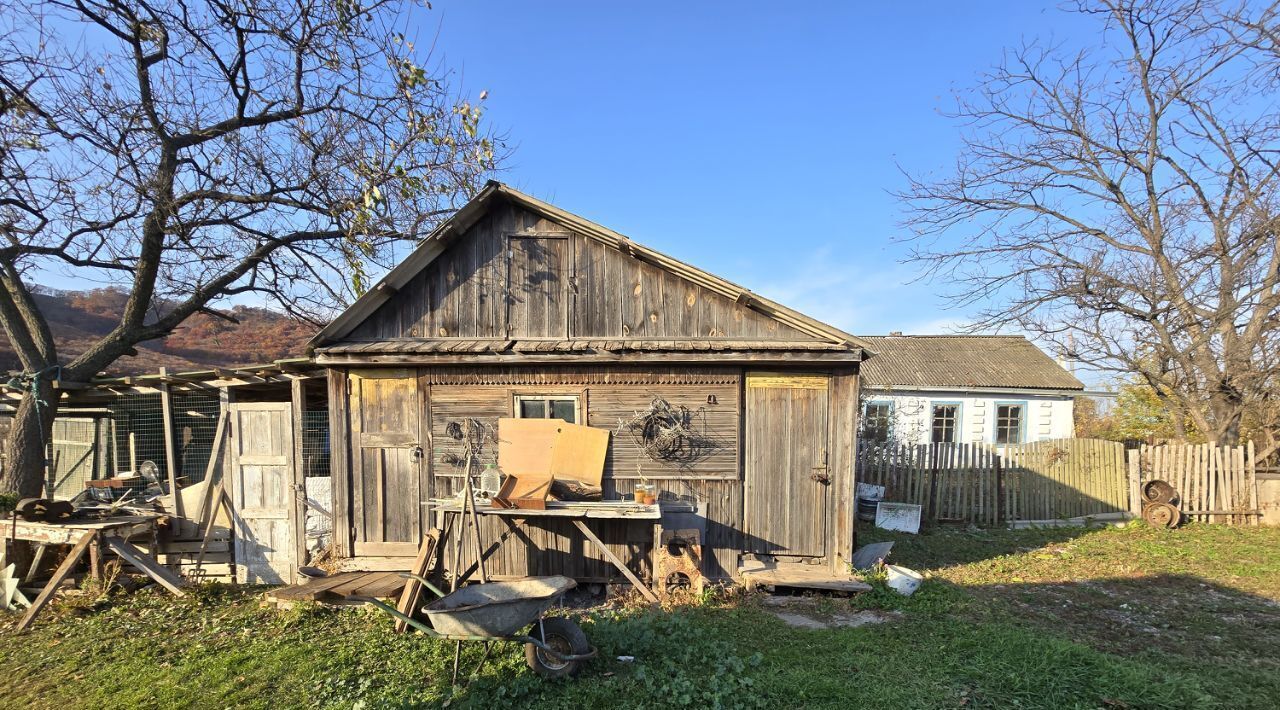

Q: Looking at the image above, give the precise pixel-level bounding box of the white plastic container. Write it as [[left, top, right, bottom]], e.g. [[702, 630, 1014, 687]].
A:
[[885, 565, 923, 596]]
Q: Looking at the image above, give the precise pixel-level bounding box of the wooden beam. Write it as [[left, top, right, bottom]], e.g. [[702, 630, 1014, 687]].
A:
[[16, 531, 96, 633], [159, 368, 180, 515], [104, 538, 187, 596], [315, 350, 863, 367], [571, 519, 659, 603], [290, 377, 307, 579]]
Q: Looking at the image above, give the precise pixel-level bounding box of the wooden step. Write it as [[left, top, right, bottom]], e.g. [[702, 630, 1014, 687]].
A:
[[739, 565, 872, 593]]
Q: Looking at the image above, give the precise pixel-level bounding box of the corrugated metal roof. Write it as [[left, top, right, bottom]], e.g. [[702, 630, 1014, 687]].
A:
[[858, 335, 1083, 390]]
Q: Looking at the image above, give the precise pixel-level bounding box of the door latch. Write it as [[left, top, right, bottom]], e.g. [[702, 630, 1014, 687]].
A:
[[810, 470, 831, 485]]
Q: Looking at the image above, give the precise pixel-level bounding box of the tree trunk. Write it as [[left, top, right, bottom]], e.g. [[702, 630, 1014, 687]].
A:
[[0, 380, 58, 498]]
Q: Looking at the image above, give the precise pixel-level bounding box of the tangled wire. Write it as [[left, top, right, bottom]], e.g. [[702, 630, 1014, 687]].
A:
[[617, 397, 722, 468]]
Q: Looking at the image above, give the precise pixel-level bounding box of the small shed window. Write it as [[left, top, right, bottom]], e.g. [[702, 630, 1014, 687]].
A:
[[995, 404, 1024, 444], [931, 403, 959, 443], [862, 401, 893, 443], [514, 395, 579, 424]]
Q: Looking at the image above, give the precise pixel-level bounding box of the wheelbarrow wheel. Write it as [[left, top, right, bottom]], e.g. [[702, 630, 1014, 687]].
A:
[[525, 617, 589, 679]]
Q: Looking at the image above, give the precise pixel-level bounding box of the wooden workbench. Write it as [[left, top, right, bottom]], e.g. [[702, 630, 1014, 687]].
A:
[[2, 513, 188, 632], [430, 499, 663, 603]]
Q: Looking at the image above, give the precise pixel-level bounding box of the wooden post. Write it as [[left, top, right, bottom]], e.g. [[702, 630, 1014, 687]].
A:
[[994, 454, 1005, 526], [159, 368, 181, 516], [290, 378, 308, 577], [1127, 448, 1141, 518]]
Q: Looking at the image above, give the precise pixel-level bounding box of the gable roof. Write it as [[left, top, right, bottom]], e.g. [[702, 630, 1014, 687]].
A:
[[858, 335, 1083, 391], [310, 181, 872, 355]]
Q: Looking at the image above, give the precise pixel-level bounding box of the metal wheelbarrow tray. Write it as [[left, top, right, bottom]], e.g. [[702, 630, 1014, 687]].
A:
[[422, 575, 577, 637], [362, 574, 596, 682]]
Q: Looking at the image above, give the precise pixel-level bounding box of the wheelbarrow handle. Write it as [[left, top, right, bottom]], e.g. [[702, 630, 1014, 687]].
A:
[[397, 572, 447, 599], [360, 597, 442, 637]]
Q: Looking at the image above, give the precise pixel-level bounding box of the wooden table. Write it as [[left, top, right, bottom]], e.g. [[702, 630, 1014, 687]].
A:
[[430, 500, 662, 603], [1, 513, 188, 632]]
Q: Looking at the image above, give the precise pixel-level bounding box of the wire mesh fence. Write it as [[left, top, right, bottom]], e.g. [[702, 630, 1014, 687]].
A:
[[301, 409, 330, 478], [39, 387, 329, 499]]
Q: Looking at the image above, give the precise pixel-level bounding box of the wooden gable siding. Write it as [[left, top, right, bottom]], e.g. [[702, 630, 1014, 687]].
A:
[[348, 200, 815, 342]]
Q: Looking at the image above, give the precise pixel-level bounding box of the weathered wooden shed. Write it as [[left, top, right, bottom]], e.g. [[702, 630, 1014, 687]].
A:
[[311, 182, 872, 583]]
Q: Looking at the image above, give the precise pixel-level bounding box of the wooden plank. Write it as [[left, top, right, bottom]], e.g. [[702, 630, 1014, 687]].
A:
[[291, 378, 308, 575], [739, 565, 872, 593], [15, 531, 97, 632], [105, 538, 188, 596], [497, 417, 561, 477], [329, 370, 352, 557], [394, 529, 443, 633], [572, 519, 659, 603], [548, 423, 610, 486], [159, 372, 181, 515]]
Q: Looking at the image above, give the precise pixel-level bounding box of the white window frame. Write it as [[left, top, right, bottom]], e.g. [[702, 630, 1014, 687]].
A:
[[513, 394, 582, 424]]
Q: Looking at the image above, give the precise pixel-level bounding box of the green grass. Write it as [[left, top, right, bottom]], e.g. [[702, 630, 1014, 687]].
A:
[[3, 523, 1278, 709]]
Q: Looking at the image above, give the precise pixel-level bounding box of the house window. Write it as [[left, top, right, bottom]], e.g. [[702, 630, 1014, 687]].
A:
[[514, 395, 579, 424], [995, 404, 1024, 444], [931, 403, 959, 443], [862, 401, 893, 443]]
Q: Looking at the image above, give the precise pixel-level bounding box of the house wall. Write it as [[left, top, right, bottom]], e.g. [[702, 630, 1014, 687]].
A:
[[862, 388, 1075, 445], [329, 363, 859, 581]]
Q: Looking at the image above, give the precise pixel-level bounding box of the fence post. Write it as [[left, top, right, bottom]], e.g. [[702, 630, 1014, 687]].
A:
[[994, 454, 1005, 527], [927, 444, 939, 524], [1127, 448, 1141, 518]]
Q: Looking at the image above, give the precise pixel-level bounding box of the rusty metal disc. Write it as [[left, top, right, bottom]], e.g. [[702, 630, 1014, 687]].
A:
[[1142, 480, 1179, 505], [1143, 502, 1181, 528]]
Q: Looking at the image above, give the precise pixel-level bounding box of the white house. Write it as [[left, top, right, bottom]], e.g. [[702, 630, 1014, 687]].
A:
[[858, 335, 1082, 446]]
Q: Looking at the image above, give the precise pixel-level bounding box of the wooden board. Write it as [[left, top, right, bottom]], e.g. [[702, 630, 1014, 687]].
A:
[[264, 571, 407, 606], [739, 565, 872, 593], [394, 529, 442, 633], [548, 423, 610, 486], [497, 417, 561, 476]]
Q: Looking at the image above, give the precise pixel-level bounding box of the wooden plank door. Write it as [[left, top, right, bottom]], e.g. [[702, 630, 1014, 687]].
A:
[[744, 373, 830, 557], [506, 235, 569, 338], [229, 402, 297, 584], [349, 369, 425, 557]]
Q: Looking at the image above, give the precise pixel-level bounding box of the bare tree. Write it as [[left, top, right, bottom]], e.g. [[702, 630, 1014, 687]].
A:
[[901, 0, 1280, 456], [0, 0, 501, 496]]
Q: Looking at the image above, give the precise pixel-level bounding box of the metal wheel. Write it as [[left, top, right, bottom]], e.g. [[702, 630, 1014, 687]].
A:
[[665, 571, 692, 595], [1143, 502, 1181, 528], [525, 617, 589, 679], [1142, 480, 1179, 505]]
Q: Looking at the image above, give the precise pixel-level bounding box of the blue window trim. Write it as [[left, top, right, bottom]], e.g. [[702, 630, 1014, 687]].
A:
[[929, 400, 963, 443], [862, 400, 895, 442], [992, 400, 1029, 444]]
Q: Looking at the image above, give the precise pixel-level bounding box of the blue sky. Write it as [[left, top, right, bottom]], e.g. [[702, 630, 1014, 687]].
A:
[[408, 1, 1095, 336]]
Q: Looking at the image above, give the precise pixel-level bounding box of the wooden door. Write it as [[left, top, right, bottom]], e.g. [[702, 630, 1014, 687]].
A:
[[744, 374, 830, 557], [506, 235, 569, 338], [349, 369, 425, 557], [229, 402, 297, 584]]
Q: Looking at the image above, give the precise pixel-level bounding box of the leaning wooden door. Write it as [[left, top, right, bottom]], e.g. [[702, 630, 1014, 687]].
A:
[[349, 369, 425, 557], [229, 402, 296, 584], [743, 373, 830, 557]]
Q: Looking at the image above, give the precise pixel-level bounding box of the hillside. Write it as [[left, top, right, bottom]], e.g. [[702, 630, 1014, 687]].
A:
[[0, 289, 319, 375]]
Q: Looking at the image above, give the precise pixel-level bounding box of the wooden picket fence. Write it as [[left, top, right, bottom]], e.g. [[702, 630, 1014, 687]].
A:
[[1132, 442, 1260, 525], [856, 438, 1259, 526]]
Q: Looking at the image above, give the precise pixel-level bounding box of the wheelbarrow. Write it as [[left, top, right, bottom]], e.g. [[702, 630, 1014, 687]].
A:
[[362, 574, 597, 683]]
